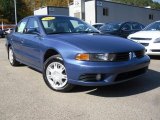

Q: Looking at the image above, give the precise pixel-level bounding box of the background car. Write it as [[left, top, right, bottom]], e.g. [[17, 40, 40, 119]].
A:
[[92, 23, 104, 30], [4, 28, 13, 35], [128, 21, 160, 56], [6, 16, 150, 92], [0, 28, 5, 38], [99, 22, 145, 38]]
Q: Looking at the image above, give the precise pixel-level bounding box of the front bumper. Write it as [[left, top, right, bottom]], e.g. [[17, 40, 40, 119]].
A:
[[145, 43, 160, 56], [65, 55, 150, 86]]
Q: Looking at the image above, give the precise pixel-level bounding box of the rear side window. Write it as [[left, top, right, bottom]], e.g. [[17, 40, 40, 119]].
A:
[[17, 19, 28, 33]]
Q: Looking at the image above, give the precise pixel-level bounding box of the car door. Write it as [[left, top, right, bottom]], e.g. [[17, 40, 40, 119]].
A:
[[11, 18, 28, 61], [20, 17, 42, 68]]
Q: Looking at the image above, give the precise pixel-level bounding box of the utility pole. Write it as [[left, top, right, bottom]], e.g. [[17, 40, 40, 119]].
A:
[[13, 0, 17, 25], [0, 15, 4, 30], [67, 0, 70, 6]]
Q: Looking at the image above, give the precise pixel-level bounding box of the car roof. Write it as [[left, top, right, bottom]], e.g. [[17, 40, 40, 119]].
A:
[[104, 21, 143, 25]]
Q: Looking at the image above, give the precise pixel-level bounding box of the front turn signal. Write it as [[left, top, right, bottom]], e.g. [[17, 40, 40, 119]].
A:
[[75, 53, 90, 61]]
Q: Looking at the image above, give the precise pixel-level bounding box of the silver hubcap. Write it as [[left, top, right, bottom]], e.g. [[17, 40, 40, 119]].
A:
[[46, 62, 68, 89], [9, 48, 14, 64]]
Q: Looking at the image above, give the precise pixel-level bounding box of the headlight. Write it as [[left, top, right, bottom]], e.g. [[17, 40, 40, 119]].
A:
[[127, 36, 131, 39], [75, 53, 116, 61], [154, 38, 160, 43]]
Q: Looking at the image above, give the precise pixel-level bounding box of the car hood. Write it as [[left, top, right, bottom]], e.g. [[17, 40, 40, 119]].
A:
[[46, 33, 144, 53], [128, 31, 160, 39]]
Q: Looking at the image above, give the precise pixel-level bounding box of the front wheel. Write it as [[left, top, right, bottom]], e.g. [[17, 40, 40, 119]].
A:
[[43, 55, 74, 92], [8, 47, 20, 66]]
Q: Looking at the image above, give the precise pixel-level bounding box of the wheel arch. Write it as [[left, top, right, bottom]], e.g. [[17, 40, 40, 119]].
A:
[[43, 48, 63, 63], [7, 44, 11, 59]]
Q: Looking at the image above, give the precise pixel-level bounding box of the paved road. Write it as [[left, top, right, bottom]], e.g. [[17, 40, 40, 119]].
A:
[[0, 38, 160, 120]]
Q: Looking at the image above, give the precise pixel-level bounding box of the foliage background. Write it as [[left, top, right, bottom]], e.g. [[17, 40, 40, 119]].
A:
[[0, 0, 73, 24], [0, 0, 160, 24]]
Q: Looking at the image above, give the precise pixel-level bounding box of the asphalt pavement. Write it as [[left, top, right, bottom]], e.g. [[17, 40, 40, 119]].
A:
[[0, 38, 160, 120]]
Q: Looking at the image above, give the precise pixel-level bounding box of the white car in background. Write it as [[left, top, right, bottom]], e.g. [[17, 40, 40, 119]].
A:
[[128, 21, 160, 56], [4, 28, 13, 34]]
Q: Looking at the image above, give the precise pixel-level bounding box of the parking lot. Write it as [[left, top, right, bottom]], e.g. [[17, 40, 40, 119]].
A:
[[0, 38, 160, 120]]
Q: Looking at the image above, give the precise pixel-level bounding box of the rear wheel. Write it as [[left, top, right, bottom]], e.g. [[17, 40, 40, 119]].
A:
[[8, 47, 20, 66], [43, 55, 74, 92]]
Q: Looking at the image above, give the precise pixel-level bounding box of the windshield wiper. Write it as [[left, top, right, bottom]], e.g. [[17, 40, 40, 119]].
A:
[[48, 32, 71, 34], [48, 31, 100, 34]]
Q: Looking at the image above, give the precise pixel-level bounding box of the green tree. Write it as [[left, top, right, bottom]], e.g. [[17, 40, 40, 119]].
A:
[[0, 0, 15, 23], [0, 0, 73, 23], [0, 0, 32, 24], [112, 0, 160, 9], [24, 0, 72, 10]]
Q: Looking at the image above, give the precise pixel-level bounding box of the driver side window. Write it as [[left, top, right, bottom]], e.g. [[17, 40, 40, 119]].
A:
[[16, 19, 28, 33], [25, 18, 39, 34]]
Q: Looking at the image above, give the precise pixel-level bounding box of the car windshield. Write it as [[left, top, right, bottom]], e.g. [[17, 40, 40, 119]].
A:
[[40, 16, 99, 34], [143, 22, 160, 31], [100, 23, 121, 32]]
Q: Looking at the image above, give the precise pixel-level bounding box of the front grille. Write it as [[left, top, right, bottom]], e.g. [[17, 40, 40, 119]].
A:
[[151, 50, 160, 52], [135, 50, 145, 58], [115, 67, 148, 82], [114, 52, 129, 61], [131, 37, 152, 40], [113, 50, 145, 61], [141, 43, 149, 46]]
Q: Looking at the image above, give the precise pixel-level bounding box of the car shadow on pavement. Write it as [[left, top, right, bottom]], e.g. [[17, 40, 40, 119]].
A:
[[17, 64, 26, 67], [28, 66, 42, 73], [72, 69, 160, 97], [149, 55, 160, 60]]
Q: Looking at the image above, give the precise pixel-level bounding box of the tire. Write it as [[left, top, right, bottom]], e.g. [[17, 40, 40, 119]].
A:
[[8, 47, 20, 66], [1, 34, 4, 38], [43, 55, 74, 92]]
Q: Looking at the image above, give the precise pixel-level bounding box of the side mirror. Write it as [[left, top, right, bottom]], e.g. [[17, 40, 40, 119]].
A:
[[24, 28, 40, 35]]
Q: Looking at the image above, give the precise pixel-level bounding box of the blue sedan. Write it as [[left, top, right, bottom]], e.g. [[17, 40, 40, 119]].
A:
[[6, 15, 150, 92]]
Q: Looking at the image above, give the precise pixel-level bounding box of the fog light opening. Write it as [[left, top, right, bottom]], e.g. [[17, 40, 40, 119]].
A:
[[96, 74, 102, 81]]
